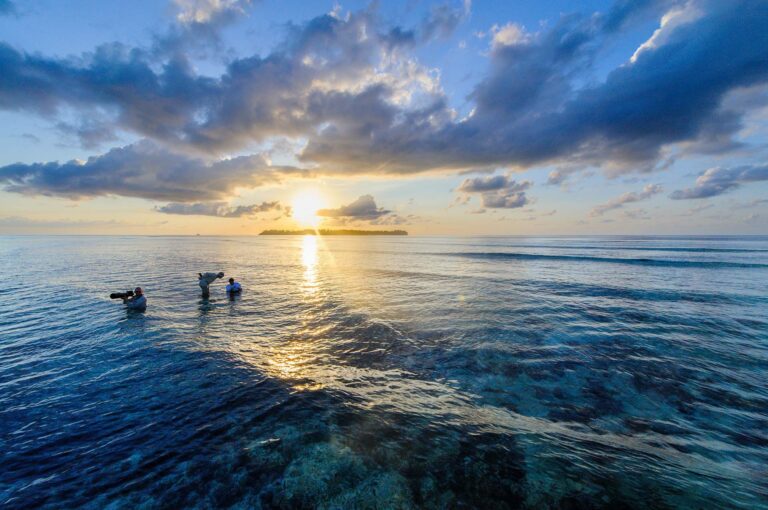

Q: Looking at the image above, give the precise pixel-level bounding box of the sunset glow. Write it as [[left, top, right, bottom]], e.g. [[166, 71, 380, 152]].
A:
[[1, 1, 767, 508], [291, 190, 325, 228]]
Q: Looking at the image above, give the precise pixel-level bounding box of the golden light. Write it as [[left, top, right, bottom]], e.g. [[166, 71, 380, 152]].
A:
[[301, 234, 319, 296], [291, 189, 325, 228], [301, 234, 318, 269]]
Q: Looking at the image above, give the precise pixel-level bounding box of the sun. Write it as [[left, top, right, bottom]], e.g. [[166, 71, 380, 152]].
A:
[[291, 189, 325, 228]]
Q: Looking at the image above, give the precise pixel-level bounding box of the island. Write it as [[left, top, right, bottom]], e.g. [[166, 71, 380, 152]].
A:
[[260, 229, 408, 236]]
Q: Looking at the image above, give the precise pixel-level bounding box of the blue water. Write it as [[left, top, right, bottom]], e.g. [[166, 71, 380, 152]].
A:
[[1, 235, 767, 509]]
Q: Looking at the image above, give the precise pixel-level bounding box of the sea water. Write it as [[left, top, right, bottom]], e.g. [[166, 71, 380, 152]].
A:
[[0, 235, 766, 509]]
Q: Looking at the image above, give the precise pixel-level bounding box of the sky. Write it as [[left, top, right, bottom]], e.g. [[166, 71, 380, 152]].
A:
[[0, 0, 767, 235]]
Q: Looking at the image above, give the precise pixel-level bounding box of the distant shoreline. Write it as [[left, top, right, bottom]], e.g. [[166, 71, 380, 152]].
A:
[[260, 229, 408, 236]]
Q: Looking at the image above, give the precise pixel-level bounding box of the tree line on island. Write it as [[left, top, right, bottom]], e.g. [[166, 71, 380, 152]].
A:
[[260, 229, 408, 235]]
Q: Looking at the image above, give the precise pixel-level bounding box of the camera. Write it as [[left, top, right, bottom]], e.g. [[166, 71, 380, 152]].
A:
[[110, 290, 135, 299]]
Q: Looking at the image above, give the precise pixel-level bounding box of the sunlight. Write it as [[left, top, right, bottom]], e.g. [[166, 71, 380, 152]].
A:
[[301, 234, 319, 295], [292, 189, 325, 228], [301, 234, 318, 268]]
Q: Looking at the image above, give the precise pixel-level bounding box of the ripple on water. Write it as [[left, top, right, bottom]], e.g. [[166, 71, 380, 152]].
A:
[[0, 235, 767, 509]]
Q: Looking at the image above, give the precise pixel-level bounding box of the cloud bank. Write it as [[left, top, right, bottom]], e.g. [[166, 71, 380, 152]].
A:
[[0, 0, 766, 203], [156, 200, 287, 217], [0, 140, 302, 201]]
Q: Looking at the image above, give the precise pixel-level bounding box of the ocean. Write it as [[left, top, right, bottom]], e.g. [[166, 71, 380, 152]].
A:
[[1, 235, 766, 509]]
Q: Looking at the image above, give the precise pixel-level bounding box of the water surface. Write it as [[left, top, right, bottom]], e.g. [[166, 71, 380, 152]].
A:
[[1, 235, 767, 509]]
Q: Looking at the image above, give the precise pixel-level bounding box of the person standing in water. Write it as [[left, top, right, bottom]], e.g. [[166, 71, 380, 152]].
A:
[[226, 277, 242, 294], [198, 272, 224, 298], [123, 287, 147, 310]]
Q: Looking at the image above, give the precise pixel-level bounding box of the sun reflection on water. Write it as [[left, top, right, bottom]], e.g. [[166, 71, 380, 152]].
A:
[[257, 234, 325, 391], [301, 235, 319, 295]]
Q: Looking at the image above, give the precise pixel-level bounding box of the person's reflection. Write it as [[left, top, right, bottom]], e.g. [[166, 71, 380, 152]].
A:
[[118, 307, 147, 334], [198, 297, 215, 313]]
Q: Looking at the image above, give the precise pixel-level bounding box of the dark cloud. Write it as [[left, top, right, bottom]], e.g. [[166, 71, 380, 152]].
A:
[[0, 42, 218, 144], [0, 0, 766, 197], [456, 173, 532, 209], [317, 194, 391, 219], [481, 192, 530, 209], [456, 174, 518, 192], [670, 164, 768, 199], [600, 0, 681, 33], [56, 120, 118, 150], [156, 200, 285, 217], [303, 0, 768, 175], [591, 184, 662, 216], [0, 140, 302, 201]]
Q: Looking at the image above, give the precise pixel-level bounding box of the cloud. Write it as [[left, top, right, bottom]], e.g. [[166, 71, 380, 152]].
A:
[[153, 0, 255, 57], [303, 0, 768, 175], [0, 0, 766, 190], [481, 192, 530, 209], [622, 208, 651, 220], [456, 174, 520, 192], [456, 173, 532, 209], [420, 1, 471, 41], [546, 170, 566, 186], [316, 194, 415, 225], [156, 200, 286, 217], [681, 203, 714, 215], [0, 140, 302, 201], [600, 0, 682, 33], [56, 119, 118, 150], [732, 198, 768, 210], [369, 213, 415, 225], [317, 194, 391, 219], [173, 0, 252, 25], [590, 183, 662, 216], [670, 164, 768, 199], [490, 23, 529, 49]]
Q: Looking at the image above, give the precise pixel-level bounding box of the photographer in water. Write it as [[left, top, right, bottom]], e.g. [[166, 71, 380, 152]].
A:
[[226, 277, 242, 293], [198, 271, 225, 298], [121, 287, 147, 310]]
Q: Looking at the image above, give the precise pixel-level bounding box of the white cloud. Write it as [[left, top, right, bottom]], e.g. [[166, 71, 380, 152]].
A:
[[174, 0, 251, 24], [490, 22, 529, 49], [630, 1, 702, 63]]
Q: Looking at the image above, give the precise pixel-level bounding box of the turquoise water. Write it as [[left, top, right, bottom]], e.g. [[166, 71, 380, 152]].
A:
[[1, 235, 767, 509]]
